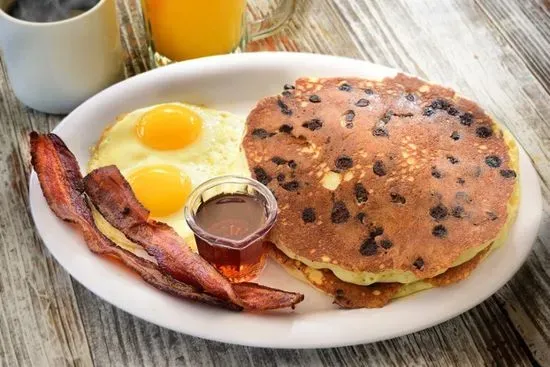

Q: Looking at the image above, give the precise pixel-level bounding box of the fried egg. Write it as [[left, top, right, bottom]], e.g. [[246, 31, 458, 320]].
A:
[[87, 102, 249, 251]]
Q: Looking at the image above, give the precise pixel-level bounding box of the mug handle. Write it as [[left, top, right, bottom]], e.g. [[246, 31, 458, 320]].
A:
[[247, 0, 296, 41]]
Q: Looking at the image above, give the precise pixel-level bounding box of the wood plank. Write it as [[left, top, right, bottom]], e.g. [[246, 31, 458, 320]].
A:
[[116, 0, 149, 77], [476, 0, 550, 94], [0, 61, 94, 366]]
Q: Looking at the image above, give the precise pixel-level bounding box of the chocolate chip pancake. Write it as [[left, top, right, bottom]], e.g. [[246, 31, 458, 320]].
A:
[[269, 243, 493, 308], [243, 74, 519, 286]]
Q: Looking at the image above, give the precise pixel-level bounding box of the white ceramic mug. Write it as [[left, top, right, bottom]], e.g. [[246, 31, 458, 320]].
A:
[[0, 0, 123, 114]]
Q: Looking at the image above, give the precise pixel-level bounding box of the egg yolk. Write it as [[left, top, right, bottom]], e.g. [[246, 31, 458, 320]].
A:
[[128, 165, 192, 217], [136, 104, 203, 150]]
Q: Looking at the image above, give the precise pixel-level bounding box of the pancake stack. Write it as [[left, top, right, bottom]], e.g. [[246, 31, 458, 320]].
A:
[[242, 74, 519, 308]]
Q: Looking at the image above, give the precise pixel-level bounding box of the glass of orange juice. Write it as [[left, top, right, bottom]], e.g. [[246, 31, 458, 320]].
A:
[[140, 0, 296, 67]]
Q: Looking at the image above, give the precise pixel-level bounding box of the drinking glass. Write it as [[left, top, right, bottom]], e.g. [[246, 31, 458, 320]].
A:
[[140, 0, 295, 67]]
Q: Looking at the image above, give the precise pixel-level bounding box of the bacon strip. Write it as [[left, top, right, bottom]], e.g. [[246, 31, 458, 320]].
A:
[[83, 165, 304, 310], [30, 132, 240, 310]]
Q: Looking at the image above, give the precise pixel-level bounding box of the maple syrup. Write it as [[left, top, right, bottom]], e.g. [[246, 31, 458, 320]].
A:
[[185, 176, 277, 282]]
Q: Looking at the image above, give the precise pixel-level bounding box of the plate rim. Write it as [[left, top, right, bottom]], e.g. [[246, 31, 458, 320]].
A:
[[28, 52, 543, 348]]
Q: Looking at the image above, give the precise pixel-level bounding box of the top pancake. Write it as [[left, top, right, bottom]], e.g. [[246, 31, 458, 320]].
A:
[[242, 74, 519, 284]]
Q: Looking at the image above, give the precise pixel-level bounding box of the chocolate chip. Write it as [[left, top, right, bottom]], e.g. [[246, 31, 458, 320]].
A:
[[283, 84, 295, 90], [122, 207, 130, 215], [451, 206, 465, 218], [282, 90, 292, 97], [356, 212, 366, 224], [354, 183, 368, 203], [302, 208, 316, 223], [288, 160, 297, 169], [500, 169, 517, 178], [309, 95, 321, 103], [430, 204, 449, 221], [413, 257, 424, 270], [450, 131, 460, 141], [423, 107, 435, 116], [405, 93, 415, 102], [355, 99, 370, 107], [447, 107, 459, 116], [344, 110, 355, 122], [370, 226, 384, 237], [380, 239, 393, 249], [393, 112, 414, 118], [335, 156, 353, 170], [253, 167, 272, 185], [460, 112, 473, 126], [271, 156, 287, 165], [431, 99, 450, 110], [252, 128, 269, 139], [331, 201, 350, 224], [485, 155, 502, 168], [359, 238, 378, 256], [302, 118, 323, 131], [277, 99, 292, 115], [276, 173, 285, 182], [476, 126, 493, 138], [432, 224, 448, 238], [373, 127, 389, 137], [339, 83, 352, 91], [281, 180, 299, 191], [280, 109, 292, 116], [381, 110, 393, 124], [486, 211, 498, 221], [279, 124, 293, 133], [431, 167, 443, 179], [364, 88, 374, 95], [457, 177, 465, 185], [373, 160, 387, 176], [447, 155, 459, 164], [390, 192, 406, 204]]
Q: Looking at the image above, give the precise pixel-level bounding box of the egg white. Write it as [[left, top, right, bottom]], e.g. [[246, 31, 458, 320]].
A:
[[87, 102, 250, 251]]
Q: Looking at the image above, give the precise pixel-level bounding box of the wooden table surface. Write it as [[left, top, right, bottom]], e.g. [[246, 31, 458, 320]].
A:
[[1, 0, 549, 366]]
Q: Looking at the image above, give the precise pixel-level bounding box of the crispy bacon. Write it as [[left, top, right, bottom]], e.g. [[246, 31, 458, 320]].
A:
[[30, 132, 303, 311], [83, 165, 304, 310], [30, 132, 240, 310], [82, 165, 234, 297]]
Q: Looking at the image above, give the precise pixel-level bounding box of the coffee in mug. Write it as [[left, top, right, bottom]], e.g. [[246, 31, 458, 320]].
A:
[[6, 0, 100, 23], [0, 0, 123, 114]]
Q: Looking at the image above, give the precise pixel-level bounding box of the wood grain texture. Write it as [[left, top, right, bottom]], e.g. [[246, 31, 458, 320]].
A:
[[0, 0, 549, 366], [0, 63, 94, 366]]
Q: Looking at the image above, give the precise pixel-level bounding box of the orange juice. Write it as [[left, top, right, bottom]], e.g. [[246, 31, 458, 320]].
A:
[[141, 0, 247, 61]]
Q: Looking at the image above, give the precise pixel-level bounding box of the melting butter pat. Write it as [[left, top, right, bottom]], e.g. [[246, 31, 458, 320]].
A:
[[321, 171, 342, 191]]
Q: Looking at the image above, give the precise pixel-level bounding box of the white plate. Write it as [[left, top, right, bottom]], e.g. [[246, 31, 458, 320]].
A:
[[29, 52, 542, 348]]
